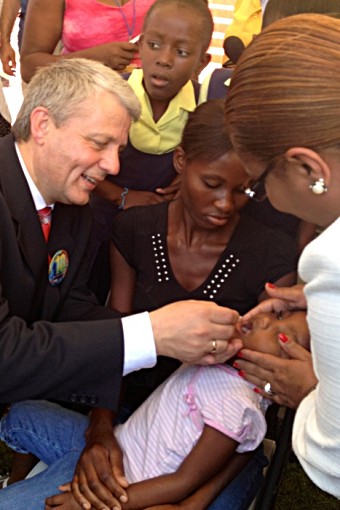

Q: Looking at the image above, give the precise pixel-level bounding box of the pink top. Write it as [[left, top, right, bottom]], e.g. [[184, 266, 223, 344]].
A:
[[62, 0, 155, 52], [115, 364, 269, 483]]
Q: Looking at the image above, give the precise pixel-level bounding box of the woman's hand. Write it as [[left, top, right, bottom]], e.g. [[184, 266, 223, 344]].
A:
[[235, 334, 318, 408], [68, 409, 129, 510], [0, 40, 17, 76], [243, 283, 307, 321], [70, 434, 128, 510], [95, 41, 138, 70]]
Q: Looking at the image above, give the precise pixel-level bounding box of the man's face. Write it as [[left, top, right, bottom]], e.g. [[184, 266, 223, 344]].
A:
[[34, 91, 131, 205]]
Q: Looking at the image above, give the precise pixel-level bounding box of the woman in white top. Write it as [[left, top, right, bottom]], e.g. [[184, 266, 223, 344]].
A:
[[225, 13, 340, 498]]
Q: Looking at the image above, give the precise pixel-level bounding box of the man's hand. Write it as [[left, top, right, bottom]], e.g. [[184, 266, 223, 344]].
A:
[[150, 300, 241, 365]]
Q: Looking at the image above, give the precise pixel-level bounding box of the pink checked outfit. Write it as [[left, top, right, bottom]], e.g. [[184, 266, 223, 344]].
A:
[[115, 364, 269, 483]]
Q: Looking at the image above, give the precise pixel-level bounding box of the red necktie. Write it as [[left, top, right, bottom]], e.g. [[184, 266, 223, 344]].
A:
[[37, 207, 52, 242]]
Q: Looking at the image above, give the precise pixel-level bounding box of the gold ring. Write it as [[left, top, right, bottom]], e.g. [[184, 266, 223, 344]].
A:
[[211, 339, 217, 354]]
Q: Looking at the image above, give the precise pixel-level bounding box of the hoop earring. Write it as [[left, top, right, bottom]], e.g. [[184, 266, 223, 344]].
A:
[[309, 178, 328, 195]]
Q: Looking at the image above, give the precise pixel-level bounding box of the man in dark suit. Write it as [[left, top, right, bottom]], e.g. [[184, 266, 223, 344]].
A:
[[0, 58, 241, 413]]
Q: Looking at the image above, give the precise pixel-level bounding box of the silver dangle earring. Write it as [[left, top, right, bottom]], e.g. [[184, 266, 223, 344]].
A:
[[309, 178, 328, 195]]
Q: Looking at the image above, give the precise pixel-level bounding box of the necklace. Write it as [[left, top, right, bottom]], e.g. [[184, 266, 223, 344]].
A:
[[113, 0, 136, 41]]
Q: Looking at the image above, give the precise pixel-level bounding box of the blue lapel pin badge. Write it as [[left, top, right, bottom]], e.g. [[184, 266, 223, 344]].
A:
[[48, 250, 69, 286]]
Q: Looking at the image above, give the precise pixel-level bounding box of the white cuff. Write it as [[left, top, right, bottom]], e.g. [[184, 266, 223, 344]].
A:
[[122, 312, 157, 376]]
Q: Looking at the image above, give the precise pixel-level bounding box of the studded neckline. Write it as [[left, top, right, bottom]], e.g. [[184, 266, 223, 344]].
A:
[[151, 232, 240, 298]]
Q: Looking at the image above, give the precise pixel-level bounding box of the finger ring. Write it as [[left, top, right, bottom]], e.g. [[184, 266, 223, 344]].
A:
[[264, 382, 275, 397], [211, 339, 217, 354]]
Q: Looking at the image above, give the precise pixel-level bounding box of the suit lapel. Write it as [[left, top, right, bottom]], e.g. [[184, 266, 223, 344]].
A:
[[0, 136, 47, 281]]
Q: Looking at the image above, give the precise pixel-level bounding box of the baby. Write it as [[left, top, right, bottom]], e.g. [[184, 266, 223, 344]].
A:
[[0, 310, 309, 510]]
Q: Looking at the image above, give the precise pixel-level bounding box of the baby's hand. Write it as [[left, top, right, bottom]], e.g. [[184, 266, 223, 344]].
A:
[[45, 489, 81, 509]]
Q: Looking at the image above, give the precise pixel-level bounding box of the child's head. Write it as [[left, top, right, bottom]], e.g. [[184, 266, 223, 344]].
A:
[[174, 100, 250, 228], [235, 310, 310, 357], [139, 0, 213, 107]]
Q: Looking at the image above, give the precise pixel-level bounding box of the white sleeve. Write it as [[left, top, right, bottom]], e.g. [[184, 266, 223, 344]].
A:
[[121, 312, 157, 376], [293, 219, 340, 499]]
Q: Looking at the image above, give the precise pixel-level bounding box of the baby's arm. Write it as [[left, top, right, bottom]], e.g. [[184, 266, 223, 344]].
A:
[[46, 426, 242, 510], [121, 425, 238, 510], [143, 451, 254, 510]]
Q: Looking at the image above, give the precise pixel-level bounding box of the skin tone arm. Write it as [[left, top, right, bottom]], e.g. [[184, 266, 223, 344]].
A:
[[0, 0, 20, 75], [46, 425, 240, 510], [94, 178, 177, 211], [142, 451, 254, 510], [109, 242, 136, 313], [96, 178, 167, 209], [20, 0, 138, 82]]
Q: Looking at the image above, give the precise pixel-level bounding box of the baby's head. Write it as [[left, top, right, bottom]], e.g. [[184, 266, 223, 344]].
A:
[[139, 0, 213, 107], [234, 310, 310, 357]]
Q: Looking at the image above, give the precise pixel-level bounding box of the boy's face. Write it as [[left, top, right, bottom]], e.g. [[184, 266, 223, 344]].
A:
[[235, 311, 310, 357], [139, 4, 208, 104]]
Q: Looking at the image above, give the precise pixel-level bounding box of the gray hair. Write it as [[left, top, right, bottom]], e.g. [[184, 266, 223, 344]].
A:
[[13, 58, 141, 141]]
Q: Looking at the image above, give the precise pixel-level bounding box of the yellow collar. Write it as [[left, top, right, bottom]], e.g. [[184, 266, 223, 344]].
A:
[[128, 69, 197, 154]]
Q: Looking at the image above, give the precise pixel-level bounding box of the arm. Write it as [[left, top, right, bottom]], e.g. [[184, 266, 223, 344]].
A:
[[0, 0, 20, 75], [46, 436, 253, 510], [143, 451, 255, 510], [20, 0, 137, 82], [69, 407, 129, 510], [122, 425, 239, 509], [109, 241, 136, 314], [95, 179, 167, 209]]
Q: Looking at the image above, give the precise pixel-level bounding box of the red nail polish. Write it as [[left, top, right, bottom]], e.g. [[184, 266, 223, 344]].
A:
[[233, 361, 239, 369], [237, 351, 244, 358], [278, 333, 289, 343], [238, 370, 246, 377], [253, 388, 261, 394], [267, 283, 276, 289]]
